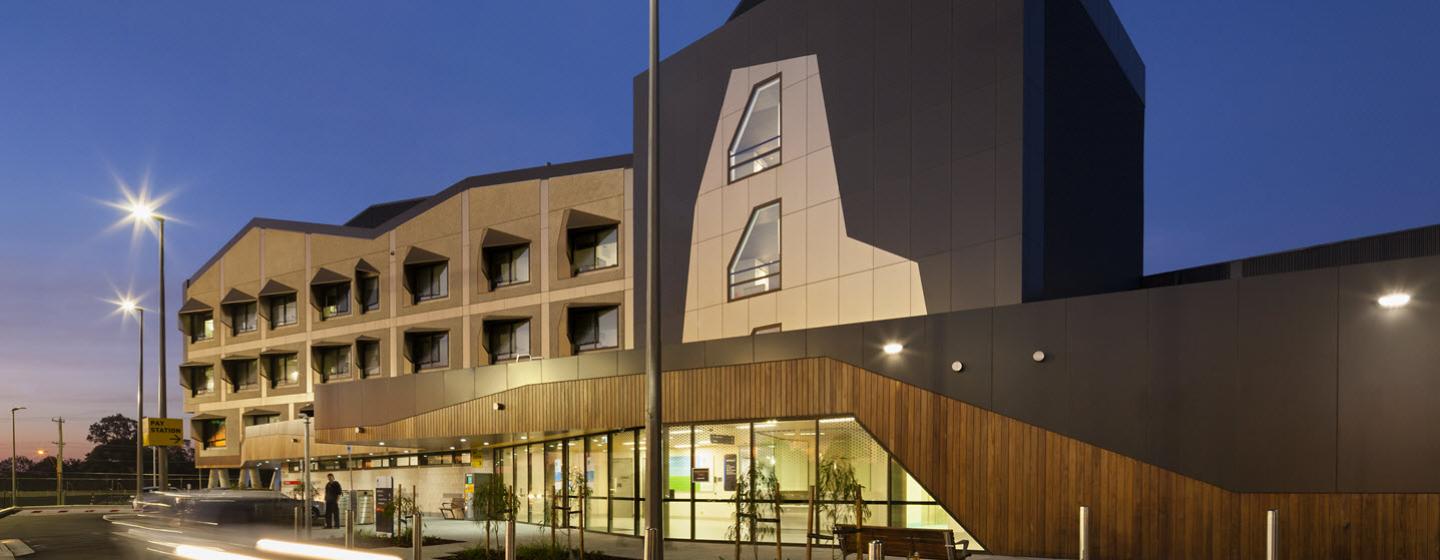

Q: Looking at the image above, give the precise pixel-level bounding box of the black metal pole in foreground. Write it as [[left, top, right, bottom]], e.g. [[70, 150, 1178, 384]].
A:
[[136, 309, 145, 506], [644, 0, 664, 558]]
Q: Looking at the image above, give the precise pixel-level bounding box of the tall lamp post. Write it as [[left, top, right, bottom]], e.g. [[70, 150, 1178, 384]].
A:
[[124, 201, 169, 491], [9, 406, 24, 507], [119, 299, 145, 506], [643, 0, 663, 558]]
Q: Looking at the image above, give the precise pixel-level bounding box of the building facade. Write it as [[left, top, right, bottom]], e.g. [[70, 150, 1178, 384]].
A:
[[183, 1, 1440, 558]]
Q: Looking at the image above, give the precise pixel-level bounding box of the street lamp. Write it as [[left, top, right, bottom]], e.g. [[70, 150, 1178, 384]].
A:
[[118, 298, 146, 507], [119, 196, 170, 490], [9, 406, 25, 507]]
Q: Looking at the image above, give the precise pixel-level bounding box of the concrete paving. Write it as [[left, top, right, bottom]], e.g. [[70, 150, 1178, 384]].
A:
[[334, 518, 1046, 560]]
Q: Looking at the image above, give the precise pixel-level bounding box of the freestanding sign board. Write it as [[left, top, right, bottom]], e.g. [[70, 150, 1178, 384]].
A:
[[142, 418, 184, 447], [375, 475, 394, 535]]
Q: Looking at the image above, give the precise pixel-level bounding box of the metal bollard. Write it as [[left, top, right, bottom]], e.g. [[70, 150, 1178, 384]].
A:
[[1266, 509, 1279, 560], [505, 518, 517, 560], [1078, 506, 1090, 560], [642, 527, 658, 560], [412, 512, 424, 560], [344, 509, 355, 549], [293, 505, 302, 540], [867, 540, 883, 560]]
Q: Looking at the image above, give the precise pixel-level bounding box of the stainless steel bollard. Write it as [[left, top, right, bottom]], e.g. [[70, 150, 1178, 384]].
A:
[[344, 509, 355, 549], [643, 527, 658, 560], [867, 540, 883, 560], [1266, 509, 1279, 560], [294, 505, 302, 540], [505, 518, 517, 560], [1079, 505, 1090, 560], [412, 512, 424, 560]]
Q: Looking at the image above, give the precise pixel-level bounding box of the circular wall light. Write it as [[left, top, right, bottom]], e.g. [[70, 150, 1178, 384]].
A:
[[1378, 293, 1412, 308], [951, 361, 964, 373], [883, 343, 903, 355], [1032, 351, 1047, 363]]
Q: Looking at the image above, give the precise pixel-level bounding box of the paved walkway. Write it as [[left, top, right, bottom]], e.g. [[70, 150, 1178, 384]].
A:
[[306, 518, 1044, 560]]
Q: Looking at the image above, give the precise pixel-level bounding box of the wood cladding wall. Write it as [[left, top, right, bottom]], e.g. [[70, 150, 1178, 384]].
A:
[[317, 358, 1440, 559]]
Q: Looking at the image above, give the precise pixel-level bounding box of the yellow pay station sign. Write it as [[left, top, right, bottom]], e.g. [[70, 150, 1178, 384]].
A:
[[142, 417, 184, 447]]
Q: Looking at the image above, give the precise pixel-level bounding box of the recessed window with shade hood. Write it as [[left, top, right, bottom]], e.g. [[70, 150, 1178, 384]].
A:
[[267, 353, 299, 388], [569, 306, 619, 353]]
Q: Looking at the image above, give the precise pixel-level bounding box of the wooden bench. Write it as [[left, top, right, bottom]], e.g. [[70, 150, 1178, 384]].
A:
[[833, 524, 972, 560], [439, 495, 466, 520]]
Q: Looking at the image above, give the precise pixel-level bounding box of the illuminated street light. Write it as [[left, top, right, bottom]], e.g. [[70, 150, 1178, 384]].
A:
[[115, 296, 146, 508], [111, 187, 173, 490], [9, 406, 25, 507]]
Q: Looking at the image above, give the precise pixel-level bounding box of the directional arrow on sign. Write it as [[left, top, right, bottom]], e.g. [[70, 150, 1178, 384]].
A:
[[153, 432, 183, 446]]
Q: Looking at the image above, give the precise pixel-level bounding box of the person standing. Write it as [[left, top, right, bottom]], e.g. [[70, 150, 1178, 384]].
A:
[[323, 473, 342, 529]]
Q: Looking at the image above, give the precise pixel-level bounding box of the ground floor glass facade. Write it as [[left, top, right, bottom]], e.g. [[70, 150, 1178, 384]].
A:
[[488, 417, 980, 550]]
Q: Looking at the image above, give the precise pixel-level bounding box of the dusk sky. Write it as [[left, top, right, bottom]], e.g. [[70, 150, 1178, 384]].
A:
[[2, 1, 1437, 456]]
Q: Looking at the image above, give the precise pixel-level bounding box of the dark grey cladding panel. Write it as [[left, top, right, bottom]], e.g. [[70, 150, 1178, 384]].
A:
[[320, 381, 362, 430], [1064, 290, 1148, 462], [413, 370, 448, 416], [805, 324, 864, 366], [1145, 280, 1236, 486], [754, 331, 807, 363], [927, 308, 995, 410], [1338, 256, 1440, 492], [705, 337, 756, 367], [662, 342, 706, 372], [862, 316, 931, 389], [361, 376, 415, 429], [443, 369, 477, 408], [1231, 269, 1339, 492], [617, 349, 646, 376], [992, 299, 1069, 434]]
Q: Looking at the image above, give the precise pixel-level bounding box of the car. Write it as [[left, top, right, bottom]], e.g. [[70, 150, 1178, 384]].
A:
[[159, 489, 323, 526]]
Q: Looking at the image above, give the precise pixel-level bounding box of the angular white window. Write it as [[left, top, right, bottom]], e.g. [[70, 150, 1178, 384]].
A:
[[729, 202, 781, 299], [728, 77, 781, 182]]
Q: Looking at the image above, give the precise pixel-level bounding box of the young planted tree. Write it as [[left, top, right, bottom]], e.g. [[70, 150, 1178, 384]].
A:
[[569, 467, 591, 560], [727, 463, 781, 560], [816, 457, 870, 560], [473, 475, 520, 555]]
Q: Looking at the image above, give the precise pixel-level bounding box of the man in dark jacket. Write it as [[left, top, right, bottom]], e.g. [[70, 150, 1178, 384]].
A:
[[323, 474, 342, 529]]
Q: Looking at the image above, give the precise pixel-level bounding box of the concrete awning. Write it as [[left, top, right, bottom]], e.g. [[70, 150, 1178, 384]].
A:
[[564, 209, 619, 230], [310, 267, 350, 286], [355, 259, 382, 275], [404, 247, 448, 266], [220, 288, 255, 305], [481, 228, 529, 248], [258, 280, 296, 297], [178, 298, 212, 315]]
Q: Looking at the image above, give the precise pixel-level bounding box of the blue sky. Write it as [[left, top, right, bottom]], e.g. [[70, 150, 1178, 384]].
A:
[[1, 1, 1437, 454]]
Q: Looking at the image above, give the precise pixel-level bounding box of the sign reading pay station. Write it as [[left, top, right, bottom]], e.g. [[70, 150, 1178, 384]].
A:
[[143, 417, 184, 447]]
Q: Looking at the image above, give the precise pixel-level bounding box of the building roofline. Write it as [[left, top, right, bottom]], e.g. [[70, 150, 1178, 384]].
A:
[[186, 153, 633, 287]]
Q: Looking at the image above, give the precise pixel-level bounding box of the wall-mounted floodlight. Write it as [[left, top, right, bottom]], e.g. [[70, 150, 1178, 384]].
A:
[[1378, 293, 1412, 309], [883, 343, 903, 355]]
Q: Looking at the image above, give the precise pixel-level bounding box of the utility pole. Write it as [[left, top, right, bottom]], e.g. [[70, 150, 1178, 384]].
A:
[[303, 415, 312, 538], [136, 307, 145, 506], [51, 417, 65, 506], [157, 216, 169, 491]]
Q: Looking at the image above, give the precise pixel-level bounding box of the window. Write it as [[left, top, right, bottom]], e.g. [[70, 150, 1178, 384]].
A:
[[244, 414, 278, 427], [189, 366, 215, 397], [357, 340, 381, 378], [188, 312, 215, 343], [569, 306, 619, 353], [729, 202, 782, 299], [227, 360, 259, 392], [229, 302, 257, 335], [408, 263, 449, 303], [729, 77, 782, 182], [269, 294, 297, 329], [267, 354, 300, 388], [569, 226, 618, 275], [359, 274, 380, 313], [315, 346, 350, 382], [201, 419, 226, 449], [317, 283, 351, 320], [485, 319, 531, 363], [408, 332, 449, 371], [485, 244, 531, 289]]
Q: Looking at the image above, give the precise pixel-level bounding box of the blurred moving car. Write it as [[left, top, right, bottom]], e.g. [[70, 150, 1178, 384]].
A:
[[154, 490, 323, 526]]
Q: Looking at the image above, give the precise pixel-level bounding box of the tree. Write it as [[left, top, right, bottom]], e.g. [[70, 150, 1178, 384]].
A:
[[0, 456, 34, 474], [87, 414, 137, 446]]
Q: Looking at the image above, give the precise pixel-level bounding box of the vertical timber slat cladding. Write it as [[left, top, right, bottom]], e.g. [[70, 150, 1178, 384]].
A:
[[315, 358, 1440, 559]]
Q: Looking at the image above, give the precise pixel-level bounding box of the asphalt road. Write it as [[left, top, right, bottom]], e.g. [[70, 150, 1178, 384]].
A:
[[0, 513, 145, 559]]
